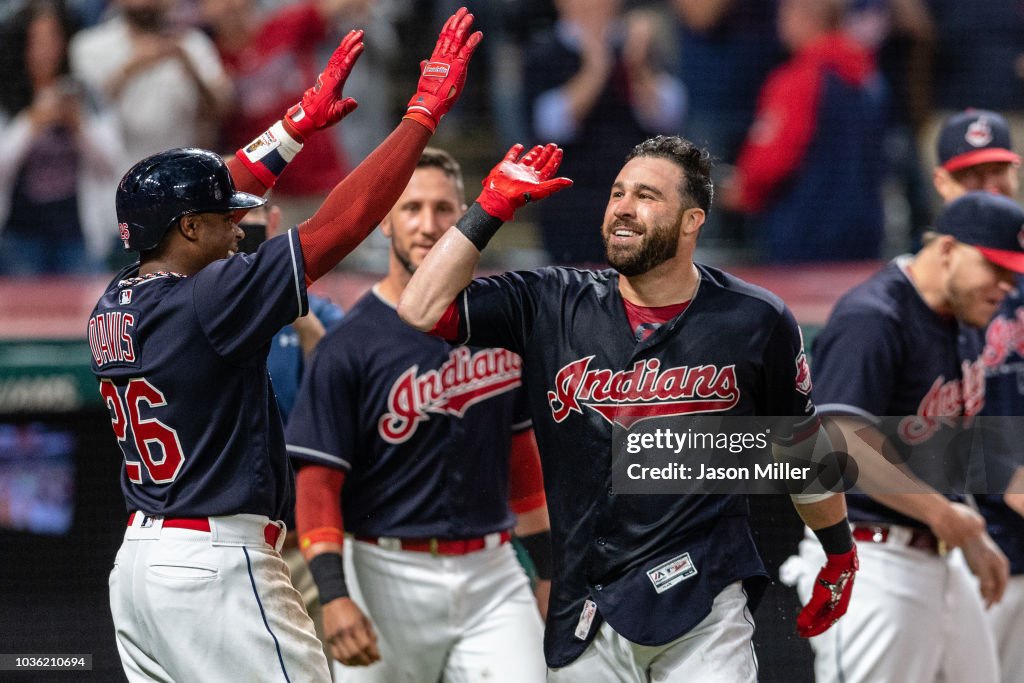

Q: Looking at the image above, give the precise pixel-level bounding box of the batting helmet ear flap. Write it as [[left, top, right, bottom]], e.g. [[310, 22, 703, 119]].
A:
[[116, 148, 265, 251]]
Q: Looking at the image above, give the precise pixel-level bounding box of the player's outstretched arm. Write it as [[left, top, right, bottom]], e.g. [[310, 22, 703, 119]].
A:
[[228, 29, 365, 195], [398, 143, 572, 332], [296, 7, 483, 284]]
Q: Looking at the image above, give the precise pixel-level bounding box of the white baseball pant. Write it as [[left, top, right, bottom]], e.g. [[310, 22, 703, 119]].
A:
[[109, 513, 330, 682], [546, 582, 757, 683], [985, 574, 1024, 683], [781, 529, 999, 683], [332, 538, 545, 683]]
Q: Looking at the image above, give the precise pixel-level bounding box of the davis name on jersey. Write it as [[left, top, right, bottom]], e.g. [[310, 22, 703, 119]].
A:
[[897, 358, 985, 445], [89, 310, 138, 367], [379, 346, 522, 443], [546, 356, 740, 428]]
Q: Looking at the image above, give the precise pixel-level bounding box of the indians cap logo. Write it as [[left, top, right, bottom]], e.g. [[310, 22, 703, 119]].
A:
[[378, 347, 521, 443], [965, 117, 994, 148], [547, 356, 740, 428]]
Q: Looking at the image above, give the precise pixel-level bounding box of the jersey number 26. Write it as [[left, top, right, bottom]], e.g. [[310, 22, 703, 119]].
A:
[[99, 378, 185, 484]]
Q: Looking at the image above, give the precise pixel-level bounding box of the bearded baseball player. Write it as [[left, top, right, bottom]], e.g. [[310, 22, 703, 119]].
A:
[[934, 108, 1024, 683], [397, 136, 857, 681], [89, 10, 482, 681], [286, 147, 551, 681], [781, 190, 1024, 682]]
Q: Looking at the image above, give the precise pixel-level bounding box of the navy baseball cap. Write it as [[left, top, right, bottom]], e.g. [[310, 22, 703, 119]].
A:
[[937, 109, 1020, 172], [935, 192, 1024, 273]]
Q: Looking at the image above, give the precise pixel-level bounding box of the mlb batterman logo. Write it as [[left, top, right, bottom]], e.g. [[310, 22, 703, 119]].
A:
[[965, 117, 993, 148], [119, 222, 130, 247]]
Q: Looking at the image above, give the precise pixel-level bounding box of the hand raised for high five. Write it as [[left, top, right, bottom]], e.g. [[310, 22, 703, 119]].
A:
[[477, 143, 574, 222], [404, 7, 483, 133], [283, 29, 365, 141]]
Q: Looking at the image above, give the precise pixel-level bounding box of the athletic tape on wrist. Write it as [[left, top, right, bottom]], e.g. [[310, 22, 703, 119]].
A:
[[812, 519, 855, 555], [308, 552, 350, 603], [457, 202, 504, 251], [517, 530, 553, 581], [236, 120, 304, 188]]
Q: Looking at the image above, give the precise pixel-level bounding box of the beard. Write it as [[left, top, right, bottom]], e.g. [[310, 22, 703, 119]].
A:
[[603, 216, 681, 277], [392, 241, 417, 276]]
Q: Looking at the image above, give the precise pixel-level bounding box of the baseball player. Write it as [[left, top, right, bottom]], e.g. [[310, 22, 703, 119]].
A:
[[397, 136, 858, 681], [237, 200, 345, 663], [933, 109, 1024, 683], [781, 190, 1024, 682], [89, 11, 482, 682], [286, 147, 551, 682]]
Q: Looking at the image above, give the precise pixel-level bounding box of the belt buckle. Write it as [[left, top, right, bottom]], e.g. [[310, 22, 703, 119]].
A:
[[429, 538, 440, 557]]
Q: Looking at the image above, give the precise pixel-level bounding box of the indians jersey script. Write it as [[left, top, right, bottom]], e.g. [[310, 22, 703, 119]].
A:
[[89, 231, 308, 519], [447, 265, 816, 666], [812, 257, 984, 528], [285, 289, 526, 539], [977, 280, 1024, 574]]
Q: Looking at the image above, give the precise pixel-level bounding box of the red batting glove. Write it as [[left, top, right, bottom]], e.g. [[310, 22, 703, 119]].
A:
[[404, 7, 483, 133], [796, 546, 858, 638], [477, 143, 574, 221], [283, 29, 364, 142]]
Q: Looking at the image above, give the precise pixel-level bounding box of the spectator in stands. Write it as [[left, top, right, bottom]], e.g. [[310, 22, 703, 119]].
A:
[[670, 0, 780, 247], [0, 0, 124, 275], [69, 0, 231, 165], [524, 0, 686, 265], [200, 0, 374, 229], [719, 0, 887, 263]]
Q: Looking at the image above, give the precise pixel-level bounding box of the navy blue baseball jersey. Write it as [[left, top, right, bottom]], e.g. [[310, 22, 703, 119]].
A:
[[89, 231, 308, 519], [977, 282, 1024, 575], [811, 258, 984, 528], [267, 294, 344, 422], [285, 287, 526, 539], [448, 264, 815, 667]]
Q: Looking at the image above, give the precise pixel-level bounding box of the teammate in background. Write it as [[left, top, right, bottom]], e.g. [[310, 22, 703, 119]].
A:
[[931, 109, 1024, 683], [781, 189, 1024, 682], [287, 147, 551, 681], [237, 201, 345, 665], [89, 10, 481, 682], [397, 136, 857, 681]]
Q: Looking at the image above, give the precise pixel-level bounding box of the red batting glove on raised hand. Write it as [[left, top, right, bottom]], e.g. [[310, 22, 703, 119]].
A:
[[404, 7, 483, 133], [796, 547, 858, 638], [477, 143, 574, 221], [283, 29, 365, 142]]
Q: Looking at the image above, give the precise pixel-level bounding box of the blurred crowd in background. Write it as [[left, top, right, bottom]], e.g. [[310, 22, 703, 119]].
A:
[[0, 0, 1022, 276]]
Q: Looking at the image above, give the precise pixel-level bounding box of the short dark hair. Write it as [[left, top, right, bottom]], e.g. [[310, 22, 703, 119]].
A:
[[624, 136, 714, 212], [417, 147, 464, 203]]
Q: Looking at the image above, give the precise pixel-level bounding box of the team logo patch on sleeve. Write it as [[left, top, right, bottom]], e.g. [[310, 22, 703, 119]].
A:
[[646, 552, 698, 594], [795, 350, 812, 395]]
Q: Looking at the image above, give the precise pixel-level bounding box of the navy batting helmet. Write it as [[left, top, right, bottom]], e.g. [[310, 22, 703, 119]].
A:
[[116, 148, 265, 251]]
